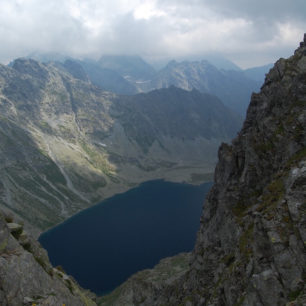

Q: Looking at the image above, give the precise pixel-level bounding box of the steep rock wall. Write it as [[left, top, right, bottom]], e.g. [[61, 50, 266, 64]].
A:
[[0, 210, 96, 305]]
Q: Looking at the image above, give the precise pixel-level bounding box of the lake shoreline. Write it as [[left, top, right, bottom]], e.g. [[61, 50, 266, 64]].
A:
[[39, 179, 212, 294], [40, 170, 214, 235]]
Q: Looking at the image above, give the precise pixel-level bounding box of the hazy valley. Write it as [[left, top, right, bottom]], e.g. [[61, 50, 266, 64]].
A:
[[0, 55, 244, 232]]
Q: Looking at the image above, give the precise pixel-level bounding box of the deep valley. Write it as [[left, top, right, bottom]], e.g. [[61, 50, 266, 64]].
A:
[[0, 56, 243, 232], [0, 33, 305, 306]]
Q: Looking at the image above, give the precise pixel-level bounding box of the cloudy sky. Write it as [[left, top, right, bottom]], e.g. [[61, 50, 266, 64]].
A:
[[0, 0, 305, 68]]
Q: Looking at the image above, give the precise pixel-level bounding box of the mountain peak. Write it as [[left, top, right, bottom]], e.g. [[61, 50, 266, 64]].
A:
[[11, 57, 49, 80]]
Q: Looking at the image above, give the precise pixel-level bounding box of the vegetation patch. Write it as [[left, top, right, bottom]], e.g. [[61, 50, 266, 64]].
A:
[[234, 295, 245, 306], [256, 178, 284, 214], [58, 124, 74, 139], [288, 288, 303, 301], [274, 122, 285, 137], [43, 162, 67, 185], [253, 139, 275, 155], [285, 147, 306, 169], [11, 226, 23, 240], [4, 215, 13, 223], [239, 223, 254, 258], [65, 278, 74, 294], [38, 120, 53, 134], [222, 253, 236, 267], [34, 255, 47, 270], [232, 201, 248, 219], [80, 141, 115, 177], [55, 265, 66, 273], [0, 238, 8, 252]]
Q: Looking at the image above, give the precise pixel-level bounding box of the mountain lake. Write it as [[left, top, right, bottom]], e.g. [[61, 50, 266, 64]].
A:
[[39, 179, 212, 295]]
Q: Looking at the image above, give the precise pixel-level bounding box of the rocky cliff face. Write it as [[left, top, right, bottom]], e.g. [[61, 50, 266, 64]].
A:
[[101, 35, 306, 306], [0, 210, 96, 305]]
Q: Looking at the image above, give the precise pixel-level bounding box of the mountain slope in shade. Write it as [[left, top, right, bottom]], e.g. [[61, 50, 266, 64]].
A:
[[113, 86, 240, 149], [100, 34, 306, 306], [25, 53, 263, 116], [0, 59, 241, 231]]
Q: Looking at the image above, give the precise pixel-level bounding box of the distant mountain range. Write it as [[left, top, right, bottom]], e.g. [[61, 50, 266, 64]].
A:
[[26, 53, 272, 116], [0, 58, 242, 231], [83, 55, 264, 116]]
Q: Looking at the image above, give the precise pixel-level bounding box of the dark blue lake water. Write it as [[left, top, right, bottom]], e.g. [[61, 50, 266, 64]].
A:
[[39, 180, 212, 295]]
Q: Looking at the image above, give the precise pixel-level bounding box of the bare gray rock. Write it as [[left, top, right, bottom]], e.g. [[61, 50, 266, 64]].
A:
[[0, 212, 96, 306]]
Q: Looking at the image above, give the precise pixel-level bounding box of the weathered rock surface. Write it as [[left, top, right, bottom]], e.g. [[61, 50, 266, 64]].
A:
[[0, 211, 96, 305], [102, 35, 306, 306]]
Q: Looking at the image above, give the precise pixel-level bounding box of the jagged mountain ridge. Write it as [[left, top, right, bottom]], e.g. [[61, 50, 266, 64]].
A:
[[85, 56, 261, 115], [89, 57, 260, 115], [26, 53, 262, 115], [135, 60, 261, 115], [0, 59, 241, 231], [100, 35, 306, 306]]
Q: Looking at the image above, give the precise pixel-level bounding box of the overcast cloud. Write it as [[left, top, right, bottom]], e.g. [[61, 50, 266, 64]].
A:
[[0, 0, 305, 68]]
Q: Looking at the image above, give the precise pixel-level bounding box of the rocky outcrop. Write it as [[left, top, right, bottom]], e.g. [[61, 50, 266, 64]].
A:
[[103, 35, 306, 306], [0, 210, 96, 305]]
